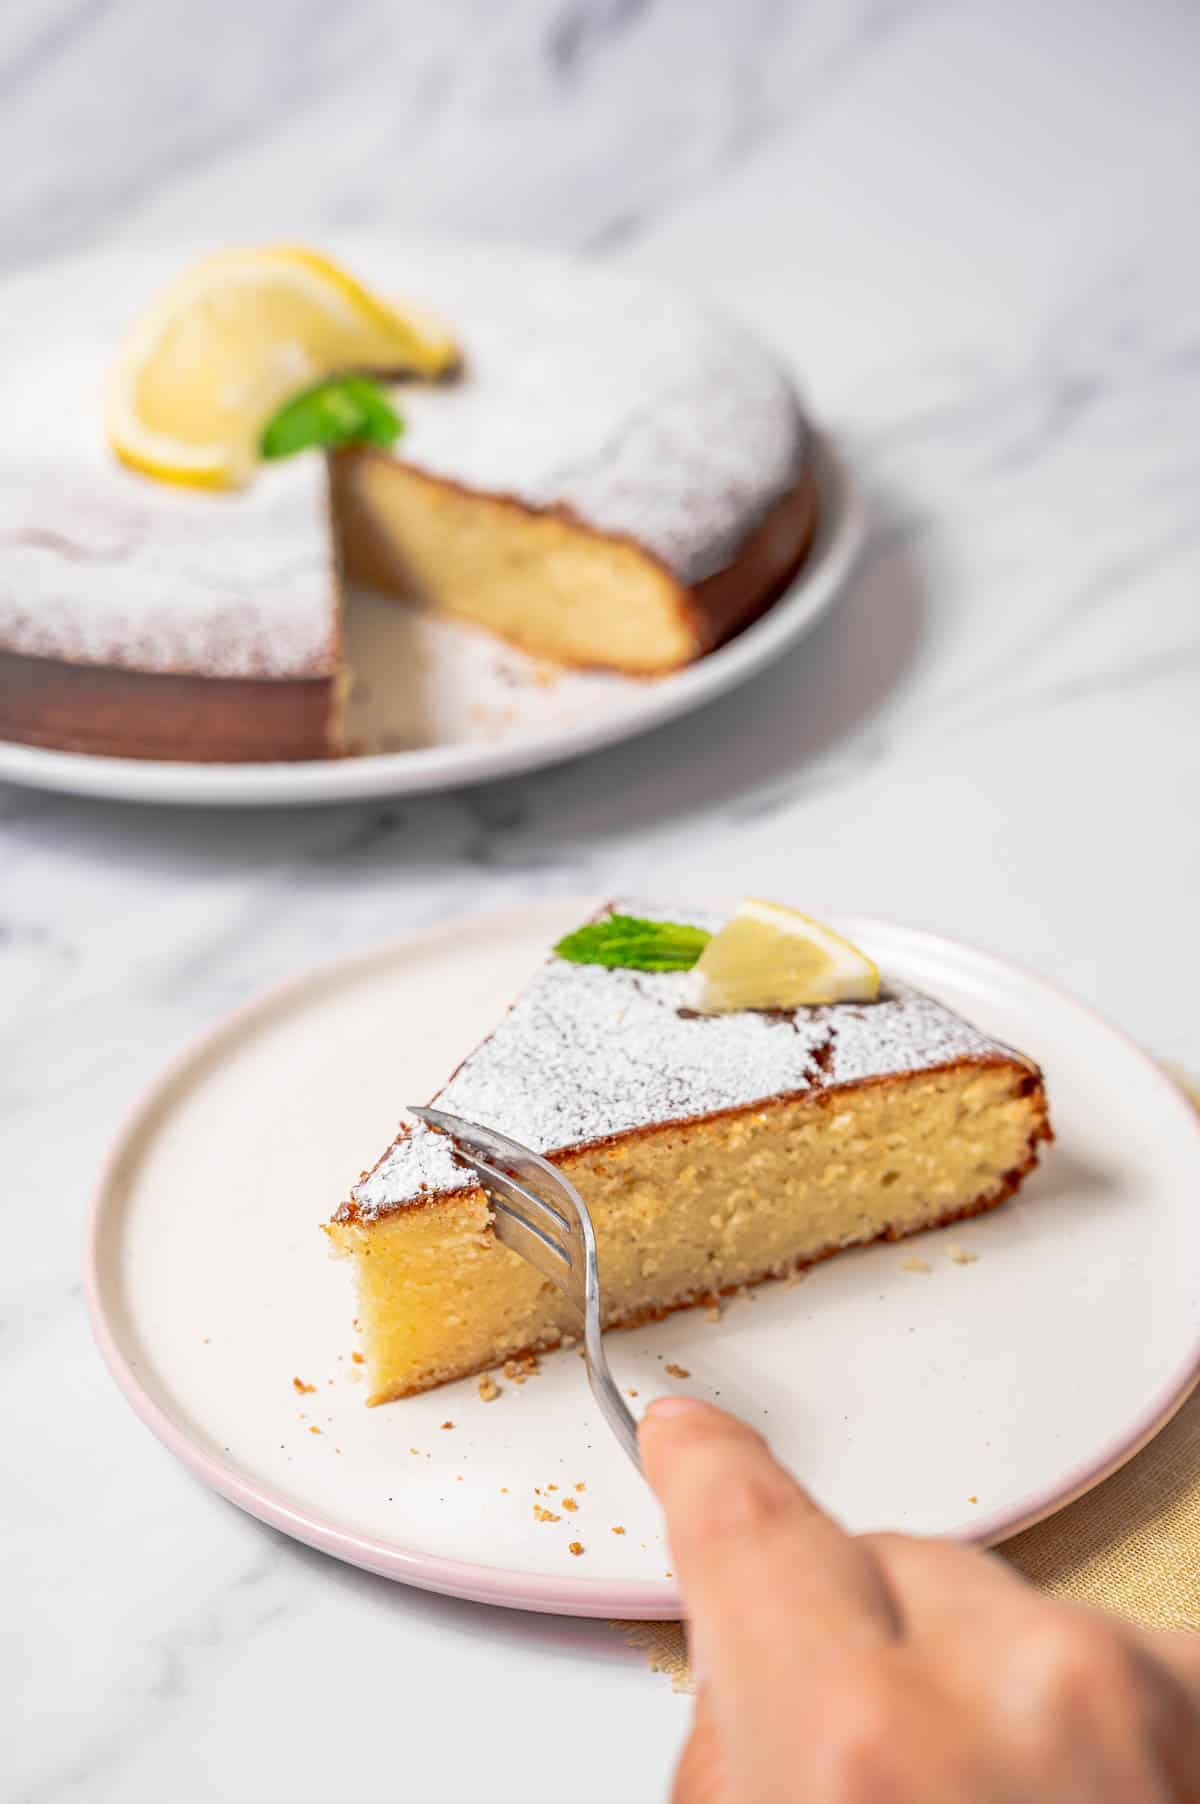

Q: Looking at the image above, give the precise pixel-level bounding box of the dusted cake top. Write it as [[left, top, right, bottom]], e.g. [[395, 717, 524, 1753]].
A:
[[343, 902, 1025, 1222], [389, 247, 809, 586], [0, 453, 335, 679]]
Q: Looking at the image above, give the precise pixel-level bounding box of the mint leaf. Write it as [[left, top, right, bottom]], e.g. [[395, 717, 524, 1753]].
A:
[[260, 375, 403, 460], [554, 913, 711, 973]]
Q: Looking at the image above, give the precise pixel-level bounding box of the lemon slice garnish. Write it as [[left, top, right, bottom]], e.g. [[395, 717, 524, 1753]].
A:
[[691, 899, 879, 1011], [104, 244, 458, 489]]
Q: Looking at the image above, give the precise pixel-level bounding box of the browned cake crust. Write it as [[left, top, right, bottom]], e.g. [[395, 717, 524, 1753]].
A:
[[0, 649, 337, 762], [685, 462, 820, 655]]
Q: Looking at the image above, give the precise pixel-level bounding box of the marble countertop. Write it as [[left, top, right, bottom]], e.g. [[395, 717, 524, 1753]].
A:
[[5, 2, 1200, 1798]]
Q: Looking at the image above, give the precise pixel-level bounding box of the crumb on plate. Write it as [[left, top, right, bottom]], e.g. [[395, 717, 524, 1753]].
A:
[[292, 1377, 316, 1394], [665, 1363, 690, 1379]]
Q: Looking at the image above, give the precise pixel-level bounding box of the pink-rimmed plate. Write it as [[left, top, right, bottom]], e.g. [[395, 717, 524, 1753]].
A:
[[85, 901, 1200, 1618]]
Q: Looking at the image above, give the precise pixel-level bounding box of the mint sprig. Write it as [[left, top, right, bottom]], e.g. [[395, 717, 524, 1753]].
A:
[[554, 913, 711, 973], [260, 375, 402, 460]]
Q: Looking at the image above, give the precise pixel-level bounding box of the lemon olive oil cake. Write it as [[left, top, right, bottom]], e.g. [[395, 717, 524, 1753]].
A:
[[327, 902, 1051, 1404], [0, 247, 816, 762]]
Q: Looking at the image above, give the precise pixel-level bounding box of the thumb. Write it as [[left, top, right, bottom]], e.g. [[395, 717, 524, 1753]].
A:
[[640, 1398, 898, 1729]]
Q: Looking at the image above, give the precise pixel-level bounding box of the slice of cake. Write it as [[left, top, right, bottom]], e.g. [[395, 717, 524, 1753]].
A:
[[327, 902, 1051, 1404]]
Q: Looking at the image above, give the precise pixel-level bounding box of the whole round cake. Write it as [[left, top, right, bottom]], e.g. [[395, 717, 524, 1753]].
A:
[[0, 245, 818, 763]]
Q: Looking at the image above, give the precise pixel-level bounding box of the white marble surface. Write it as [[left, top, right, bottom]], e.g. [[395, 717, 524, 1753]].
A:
[[4, 2, 1200, 1798]]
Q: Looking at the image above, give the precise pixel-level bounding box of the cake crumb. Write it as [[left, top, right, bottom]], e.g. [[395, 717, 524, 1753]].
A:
[[477, 1374, 501, 1402], [626, 1389, 639, 1398], [533, 1505, 561, 1523], [948, 1246, 978, 1265], [563, 1496, 578, 1512], [503, 1352, 539, 1385], [568, 1541, 584, 1557], [705, 1303, 722, 1323], [902, 1257, 932, 1274], [665, 1364, 690, 1379], [441, 1421, 455, 1430], [612, 1525, 626, 1536], [968, 1494, 978, 1504], [292, 1377, 316, 1394], [351, 1351, 364, 1364], [546, 1483, 558, 1491], [410, 1447, 419, 1455], [575, 1481, 586, 1492], [309, 1426, 321, 1435], [500, 1487, 508, 1494]]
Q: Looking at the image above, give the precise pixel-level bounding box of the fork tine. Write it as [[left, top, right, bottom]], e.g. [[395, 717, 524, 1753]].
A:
[[467, 1153, 574, 1266]]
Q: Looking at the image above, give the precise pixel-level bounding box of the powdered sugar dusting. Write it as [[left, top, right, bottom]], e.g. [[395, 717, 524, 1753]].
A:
[[0, 453, 335, 678], [391, 247, 808, 584], [347, 902, 1026, 1220]]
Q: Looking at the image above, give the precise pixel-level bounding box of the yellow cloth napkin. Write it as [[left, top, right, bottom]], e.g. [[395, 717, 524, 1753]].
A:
[[618, 1073, 1200, 1689]]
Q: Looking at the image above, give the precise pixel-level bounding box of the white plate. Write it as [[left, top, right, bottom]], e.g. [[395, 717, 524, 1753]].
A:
[[0, 238, 863, 807], [86, 901, 1200, 1617]]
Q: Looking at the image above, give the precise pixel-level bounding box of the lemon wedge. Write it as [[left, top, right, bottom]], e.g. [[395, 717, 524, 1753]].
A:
[[692, 899, 879, 1011], [105, 245, 458, 489]]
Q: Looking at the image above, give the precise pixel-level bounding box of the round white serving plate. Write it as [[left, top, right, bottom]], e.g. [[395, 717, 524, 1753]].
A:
[[0, 238, 862, 807], [86, 901, 1200, 1618]]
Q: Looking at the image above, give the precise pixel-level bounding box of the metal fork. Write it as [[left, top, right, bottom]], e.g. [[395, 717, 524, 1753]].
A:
[[409, 1104, 642, 1473]]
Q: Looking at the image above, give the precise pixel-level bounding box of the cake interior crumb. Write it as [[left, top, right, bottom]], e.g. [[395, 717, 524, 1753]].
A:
[[477, 1373, 501, 1402], [568, 1541, 584, 1556], [292, 1376, 317, 1394]]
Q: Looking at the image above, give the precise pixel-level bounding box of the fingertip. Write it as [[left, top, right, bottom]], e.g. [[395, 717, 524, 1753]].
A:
[[643, 1395, 724, 1427], [639, 1397, 764, 1493]]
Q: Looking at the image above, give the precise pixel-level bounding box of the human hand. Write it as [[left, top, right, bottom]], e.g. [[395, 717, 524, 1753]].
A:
[[640, 1397, 1200, 1802]]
